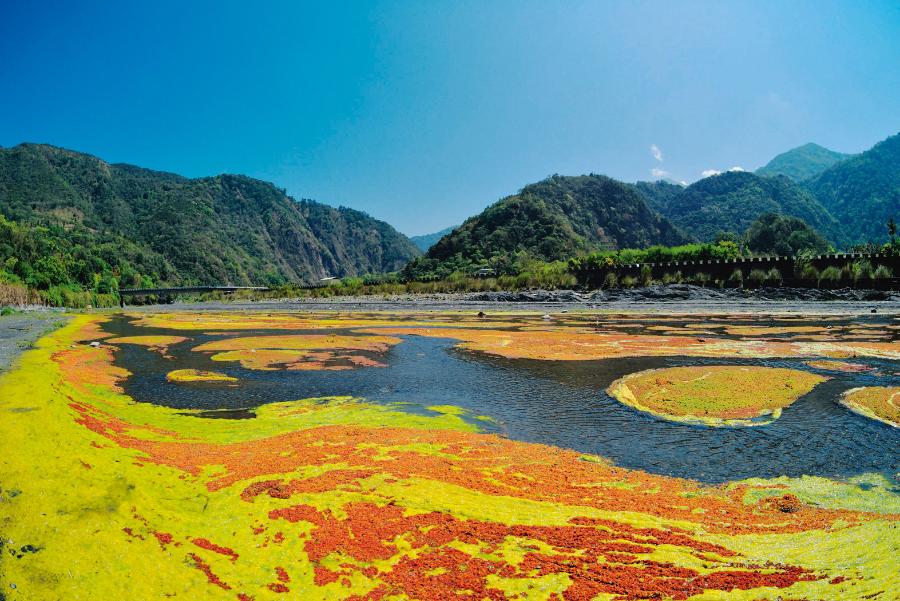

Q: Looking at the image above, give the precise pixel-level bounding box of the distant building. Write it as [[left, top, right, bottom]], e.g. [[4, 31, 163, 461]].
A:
[[472, 267, 496, 277]]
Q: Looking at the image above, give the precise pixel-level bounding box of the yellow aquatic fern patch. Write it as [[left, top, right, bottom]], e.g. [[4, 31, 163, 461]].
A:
[[166, 369, 238, 383], [108, 335, 188, 346], [804, 359, 874, 373], [840, 386, 900, 428], [193, 334, 402, 352], [193, 334, 402, 371], [606, 366, 827, 426], [107, 334, 188, 357], [725, 325, 828, 336], [129, 311, 524, 332], [355, 325, 900, 361]]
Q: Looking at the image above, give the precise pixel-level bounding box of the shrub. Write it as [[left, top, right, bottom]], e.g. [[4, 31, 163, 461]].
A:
[[873, 264, 893, 279], [0, 283, 33, 306], [819, 266, 842, 287], [851, 260, 874, 282], [640, 265, 653, 286], [572, 240, 742, 272], [603, 272, 618, 289], [840, 264, 852, 281], [748, 269, 767, 285], [728, 269, 744, 287], [766, 268, 783, 285], [692, 272, 711, 286], [800, 264, 820, 281], [661, 271, 683, 284]]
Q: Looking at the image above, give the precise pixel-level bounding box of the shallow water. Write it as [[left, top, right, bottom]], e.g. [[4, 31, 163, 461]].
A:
[[103, 313, 900, 484]]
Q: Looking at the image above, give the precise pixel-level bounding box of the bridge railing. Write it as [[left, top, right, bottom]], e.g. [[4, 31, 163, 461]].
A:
[[118, 286, 271, 306], [119, 286, 269, 296], [571, 252, 899, 289]]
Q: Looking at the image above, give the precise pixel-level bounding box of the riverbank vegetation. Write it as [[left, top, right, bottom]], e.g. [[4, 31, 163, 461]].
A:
[[227, 233, 897, 301], [0, 213, 154, 307], [1, 209, 897, 307]]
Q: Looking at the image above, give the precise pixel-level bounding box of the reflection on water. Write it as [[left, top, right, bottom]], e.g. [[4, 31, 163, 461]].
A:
[[105, 314, 899, 483]]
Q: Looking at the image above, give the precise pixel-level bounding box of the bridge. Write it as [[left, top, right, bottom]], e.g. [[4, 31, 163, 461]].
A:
[[119, 286, 270, 306]]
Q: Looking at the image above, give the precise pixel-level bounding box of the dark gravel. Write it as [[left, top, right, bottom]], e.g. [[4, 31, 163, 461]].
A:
[[126, 284, 900, 316], [0, 312, 67, 374], [469, 284, 900, 303]]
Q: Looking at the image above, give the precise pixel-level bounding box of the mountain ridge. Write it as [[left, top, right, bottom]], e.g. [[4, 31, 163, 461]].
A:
[[756, 142, 851, 181], [410, 226, 458, 252], [404, 174, 691, 278], [805, 132, 900, 244], [0, 143, 420, 287], [635, 170, 845, 246]]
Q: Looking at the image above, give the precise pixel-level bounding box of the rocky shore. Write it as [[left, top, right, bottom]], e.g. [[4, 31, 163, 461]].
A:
[[0, 311, 67, 373], [468, 284, 900, 303], [125, 283, 900, 315]]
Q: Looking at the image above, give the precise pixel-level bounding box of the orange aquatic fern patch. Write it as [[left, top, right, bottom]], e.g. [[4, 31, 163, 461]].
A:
[[128, 311, 525, 332], [68, 398, 874, 538], [188, 552, 231, 590], [53, 346, 131, 394], [191, 537, 239, 561], [355, 326, 900, 361], [209, 349, 386, 371], [725, 325, 827, 337], [192, 334, 401, 370], [193, 334, 401, 352], [805, 360, 874, 373], [268, 501, 819, 601], [107, 335, 188, 357]]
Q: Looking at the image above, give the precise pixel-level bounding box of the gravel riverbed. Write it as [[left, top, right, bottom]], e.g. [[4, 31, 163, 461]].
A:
[[0, 311, 68, 374], [126, 284, 900, 316]]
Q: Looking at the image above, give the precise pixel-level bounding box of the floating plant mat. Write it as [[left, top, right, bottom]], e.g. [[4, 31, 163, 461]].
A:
[[1, 314, 899, 600], [606, 365, 829, 427], [92, 312, 900, 483], [2, 313, 900, 601]]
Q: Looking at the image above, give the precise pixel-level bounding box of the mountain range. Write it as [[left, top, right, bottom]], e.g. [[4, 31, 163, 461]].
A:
[[0, 144, 420, 288], [0, 131, 896, 293], [639, 170, 845, 245], [411, 132, 896, 276]]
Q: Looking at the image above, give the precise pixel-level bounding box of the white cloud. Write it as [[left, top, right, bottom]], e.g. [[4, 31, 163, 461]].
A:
[[700, 166, 745, 179], [650, 167, 668, 179], [650, 144, 663, 162]]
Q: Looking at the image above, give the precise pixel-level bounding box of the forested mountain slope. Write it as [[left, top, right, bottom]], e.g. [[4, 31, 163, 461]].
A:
[[805, 132, 900, 244], [404, 174, 690, 277], [0, 144, 420, 288], [649, 171, 845, 246]]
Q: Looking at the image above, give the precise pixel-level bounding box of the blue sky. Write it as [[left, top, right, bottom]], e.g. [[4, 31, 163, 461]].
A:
[[1, 1, 898, 235]]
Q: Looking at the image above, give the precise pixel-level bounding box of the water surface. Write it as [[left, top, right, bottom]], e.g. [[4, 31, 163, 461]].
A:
[[103, 313, 900, 483]]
